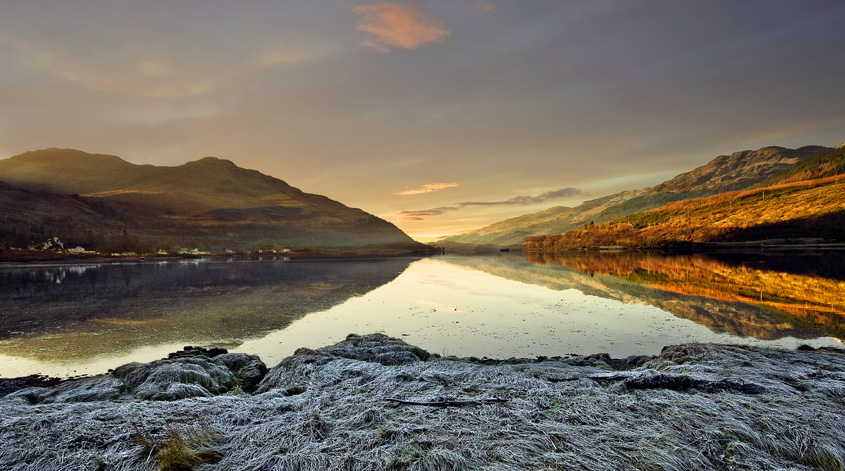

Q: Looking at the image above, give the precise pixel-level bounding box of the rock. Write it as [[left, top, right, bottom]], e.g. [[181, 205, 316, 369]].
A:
[[213, 353, 268, 393], [319, 333, 432, 365], [623, 372, 766, 394], [161, 382, 213, 400], [609, 355, 651, 370], [565, 352, 613, 369], [3, 354, 250, 403], [255, 334, 431, 394], [255, 349, 333, 394], [167, 345, 229, 359], [293, 347, 319, 357], [113, 357, 239, 401], [0, 374, 62, 398], [3, 376, 124, 404]]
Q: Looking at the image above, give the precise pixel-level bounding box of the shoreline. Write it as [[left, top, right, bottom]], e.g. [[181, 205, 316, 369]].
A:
[[0, 246, 437, 264], [0, 333, 841, 387], [1, 334, 844, 470], [6, 241, 845, 263]]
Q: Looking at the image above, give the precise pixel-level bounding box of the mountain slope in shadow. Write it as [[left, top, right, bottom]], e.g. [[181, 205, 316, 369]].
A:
[[0, 148, 431, 254]]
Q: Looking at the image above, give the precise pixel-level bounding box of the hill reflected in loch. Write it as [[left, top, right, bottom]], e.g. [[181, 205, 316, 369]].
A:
[[524, 251, 845, 341], [0, 257, 417, 375]]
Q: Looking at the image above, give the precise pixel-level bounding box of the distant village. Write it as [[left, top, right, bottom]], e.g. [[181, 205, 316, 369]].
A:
[[7, 236, 292, 258]]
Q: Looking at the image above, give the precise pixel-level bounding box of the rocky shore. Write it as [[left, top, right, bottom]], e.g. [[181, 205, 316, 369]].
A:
[[1, 334, 844, 470]]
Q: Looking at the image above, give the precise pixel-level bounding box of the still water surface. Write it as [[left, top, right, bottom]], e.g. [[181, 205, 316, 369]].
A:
[[1, 253, 842, 378]]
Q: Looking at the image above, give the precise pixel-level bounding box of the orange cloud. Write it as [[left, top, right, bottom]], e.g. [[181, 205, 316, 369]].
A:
[[396, 182, 459, 196], [354, 3, 450, 52]]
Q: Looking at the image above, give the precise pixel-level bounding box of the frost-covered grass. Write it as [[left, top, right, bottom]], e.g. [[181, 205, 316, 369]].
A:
[[1, 334, 844, 470]]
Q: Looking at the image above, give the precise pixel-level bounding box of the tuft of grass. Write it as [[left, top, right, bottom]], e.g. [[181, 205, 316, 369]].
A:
[[387, 442, 424, 470], [308, 413, 326, 440], [157, 427, 204, 471], [133, 423, 221, 471]]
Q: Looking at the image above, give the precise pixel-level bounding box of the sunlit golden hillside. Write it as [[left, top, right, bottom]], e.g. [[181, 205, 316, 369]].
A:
[[527, 174, 845, 250]]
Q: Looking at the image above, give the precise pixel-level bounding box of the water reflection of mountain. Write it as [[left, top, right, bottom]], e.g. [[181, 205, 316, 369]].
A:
[[446, 253, 844, 341], [0, 257, 417, 361]]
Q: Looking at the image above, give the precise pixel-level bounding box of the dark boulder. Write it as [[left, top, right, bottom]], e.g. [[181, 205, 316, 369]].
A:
[[624, 373, 766, 394], [167, 345, 229, 359], [213, 353, 268, 393]]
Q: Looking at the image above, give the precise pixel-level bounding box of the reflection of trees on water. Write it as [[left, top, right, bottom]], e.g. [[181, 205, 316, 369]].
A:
[[0, 257, 418, 360], [525, 252, 845, 340]]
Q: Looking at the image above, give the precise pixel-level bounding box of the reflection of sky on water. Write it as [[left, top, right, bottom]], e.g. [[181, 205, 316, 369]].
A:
[[0, 256, 840, 378]]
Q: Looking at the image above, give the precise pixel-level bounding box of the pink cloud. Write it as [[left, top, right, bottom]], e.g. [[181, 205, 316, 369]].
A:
[[354, 3, 450, 52], [395, 182, 459, 196]]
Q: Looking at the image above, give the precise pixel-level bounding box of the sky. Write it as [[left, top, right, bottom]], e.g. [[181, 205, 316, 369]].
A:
[[1, 1, 844, 241]]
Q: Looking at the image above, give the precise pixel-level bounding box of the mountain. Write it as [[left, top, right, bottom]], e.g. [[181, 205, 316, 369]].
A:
[[440, 189, 647, 247], [0, 148, 432, 255], [528, 173, 845, 250], [646, 145, 830, 193], [756, 146, 845, 187], [442, 145, 833, 248]]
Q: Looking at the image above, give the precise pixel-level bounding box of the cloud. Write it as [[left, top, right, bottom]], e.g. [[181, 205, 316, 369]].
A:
[[396, 182, 459, 195], [460, 187, 583, 206], [354, 3, 450, 52], [395, 187, 584, 221], [472, 0, 497, 13], [0, 31, 327, 100], [395, 209, 452, 222]]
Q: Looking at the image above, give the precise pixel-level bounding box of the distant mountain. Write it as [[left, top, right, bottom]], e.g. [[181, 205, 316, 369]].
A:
[[441, 189, 647, 247], [0, 148, 431, 255], [442, 145, 833, 248]]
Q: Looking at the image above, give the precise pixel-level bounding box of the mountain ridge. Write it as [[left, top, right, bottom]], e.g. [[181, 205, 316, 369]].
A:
[[442, 144, 834, 248], [648, 145, 829, 194], [526, 173, 845, 250], [0, 148, 431, 255]]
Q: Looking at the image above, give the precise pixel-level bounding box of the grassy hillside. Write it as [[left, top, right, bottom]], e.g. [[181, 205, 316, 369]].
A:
[[0, 149, 432, 255], [444, 145, 832, 247], [757, 146, 845, 187], [527, 174, 845, 250]]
